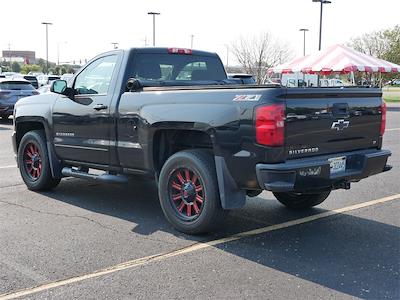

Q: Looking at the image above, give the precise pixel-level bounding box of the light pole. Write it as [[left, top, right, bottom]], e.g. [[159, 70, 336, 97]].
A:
[[41, 22, 53, 74], [312, 0, 331, 50], [57, 41, 67, 66], [225, 45, 229, 68], [190, 34, 194, 49], [299, 28, 309, 56], [147, 12, 160, 47]]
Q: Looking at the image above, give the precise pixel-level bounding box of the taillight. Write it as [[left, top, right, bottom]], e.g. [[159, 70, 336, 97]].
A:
[[255, 103, 285, 146], [168, 48, 192, 55], [380, 101, 386, 136]]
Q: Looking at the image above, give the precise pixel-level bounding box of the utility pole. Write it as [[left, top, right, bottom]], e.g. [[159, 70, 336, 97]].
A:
[[299, 28, 309, 56], [57, 41, 67, 66], [312, 0, 331, 50], [7, 43, 11, 66], [225, 45, 229, 68], [148, 12, 160, 46], [190, 34, 194, 49], [41, 22, 53, 74], [142, 36, 149, 47]]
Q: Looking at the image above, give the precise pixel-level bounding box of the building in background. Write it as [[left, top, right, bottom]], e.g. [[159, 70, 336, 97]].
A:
[[1, 50, 36, 64]]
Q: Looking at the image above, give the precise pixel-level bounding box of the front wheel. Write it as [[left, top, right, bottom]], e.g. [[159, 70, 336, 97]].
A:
[[273, 191, 331, 209], [158, 150, 226, 234], [18, 130, 60, 191]]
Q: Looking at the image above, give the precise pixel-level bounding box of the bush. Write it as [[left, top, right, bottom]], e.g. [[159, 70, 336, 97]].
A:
[[20, 64, 42, 74], [11, 62, 21, 73]]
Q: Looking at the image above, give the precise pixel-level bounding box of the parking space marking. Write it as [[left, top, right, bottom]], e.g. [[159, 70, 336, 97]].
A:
[[0, 165, 16, 169], [386, 128, 400, 131], [1, 193, 399, 300]]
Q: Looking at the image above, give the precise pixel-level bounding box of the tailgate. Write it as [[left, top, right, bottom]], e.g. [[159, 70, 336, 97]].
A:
[[284, 88, 383, 160]]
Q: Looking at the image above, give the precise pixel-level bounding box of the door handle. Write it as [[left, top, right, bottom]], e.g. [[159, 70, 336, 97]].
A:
[[93, 104, 108, 111]]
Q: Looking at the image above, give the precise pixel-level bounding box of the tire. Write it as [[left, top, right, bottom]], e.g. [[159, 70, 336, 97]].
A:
[[158, 149, 226, 234], [273, 191, 331, 209], [18, 130, 61, 191], [246, 190, 262, 197]]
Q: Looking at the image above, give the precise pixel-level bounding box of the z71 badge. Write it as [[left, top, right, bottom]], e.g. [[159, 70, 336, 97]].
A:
[[233, 94, 262, 102]]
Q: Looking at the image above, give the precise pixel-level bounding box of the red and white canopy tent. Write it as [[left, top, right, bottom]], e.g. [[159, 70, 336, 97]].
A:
[[268, 44, 400, 84]]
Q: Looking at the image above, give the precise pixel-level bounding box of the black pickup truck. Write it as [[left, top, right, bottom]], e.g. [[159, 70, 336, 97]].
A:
[[12, 47, 391, 234]]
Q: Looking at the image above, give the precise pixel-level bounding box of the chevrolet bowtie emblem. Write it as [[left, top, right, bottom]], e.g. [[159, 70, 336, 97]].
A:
[[331, 119, 350, 131]]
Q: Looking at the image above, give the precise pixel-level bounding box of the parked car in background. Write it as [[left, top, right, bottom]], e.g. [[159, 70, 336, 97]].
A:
[[28, 72, 44, 77], [2, 72, 17, 78], [60, 73, 74, 82], [319, 79, 345, 87], [389, 79, 400, 86], [37, 84, 51, 94], [227, 73, 256, 84], [22, 75, 39, 89], [37, 75, 61, 87], [0, 79, 38, 120], [10, 74, 38, 89]]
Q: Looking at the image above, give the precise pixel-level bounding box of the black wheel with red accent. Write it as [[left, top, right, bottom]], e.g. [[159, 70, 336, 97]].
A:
[[18, 130, 60, 191], [158, 149, 226, 234]]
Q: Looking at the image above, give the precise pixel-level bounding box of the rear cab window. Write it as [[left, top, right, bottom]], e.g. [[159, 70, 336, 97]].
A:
[[129, 52, 227, 85]]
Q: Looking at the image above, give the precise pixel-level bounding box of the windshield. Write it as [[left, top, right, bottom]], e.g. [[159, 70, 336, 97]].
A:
[[130, 53, 227, 83], [0, 82, 35, 90]]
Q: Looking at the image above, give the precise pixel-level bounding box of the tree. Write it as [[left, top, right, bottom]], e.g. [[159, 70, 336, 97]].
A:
[[348, 25, 400, 82], [20, 64, 42, 74], [348, 25, 400, 64], [11, 61, 21, 73], [231, 33, 293, 84]]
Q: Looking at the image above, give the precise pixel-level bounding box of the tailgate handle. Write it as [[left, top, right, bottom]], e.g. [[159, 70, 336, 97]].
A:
[[333, 103, 349, 116]]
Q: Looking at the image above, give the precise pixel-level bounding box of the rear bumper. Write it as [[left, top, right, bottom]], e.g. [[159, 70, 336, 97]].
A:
[[256, 149, 391, 193]]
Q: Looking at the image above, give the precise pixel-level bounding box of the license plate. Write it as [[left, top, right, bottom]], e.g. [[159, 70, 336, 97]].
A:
[[329, 156, 346, 174]]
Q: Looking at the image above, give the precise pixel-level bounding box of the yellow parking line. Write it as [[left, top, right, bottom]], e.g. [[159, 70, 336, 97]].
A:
[[1, 193, 399, 300]]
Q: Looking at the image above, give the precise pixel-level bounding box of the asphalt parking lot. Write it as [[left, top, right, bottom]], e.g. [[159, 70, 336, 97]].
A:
[[0, 107, 399, 300]]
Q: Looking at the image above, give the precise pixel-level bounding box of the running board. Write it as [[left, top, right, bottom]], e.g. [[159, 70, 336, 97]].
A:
[[61, 167, 128, 184]]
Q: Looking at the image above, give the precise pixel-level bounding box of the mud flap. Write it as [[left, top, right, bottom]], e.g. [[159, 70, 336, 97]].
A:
[[215, 156, 246, 209], [47, 141, 63, 179]]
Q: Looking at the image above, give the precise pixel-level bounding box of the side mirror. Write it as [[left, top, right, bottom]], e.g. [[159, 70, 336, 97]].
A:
[[51, 80, 67, 94], [126, 78, 143, 92]]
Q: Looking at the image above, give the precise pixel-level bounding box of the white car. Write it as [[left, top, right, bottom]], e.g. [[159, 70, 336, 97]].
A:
[[37, 75, 61, 87], [60, 73, 74, 82]]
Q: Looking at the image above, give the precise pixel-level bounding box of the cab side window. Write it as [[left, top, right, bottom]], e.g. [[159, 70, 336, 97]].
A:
[[74, 55, 117, 95]]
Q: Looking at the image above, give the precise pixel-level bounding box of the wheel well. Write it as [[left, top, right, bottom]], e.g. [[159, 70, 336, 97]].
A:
[[16, 121, 45, 149], [153, 130, 214, 174]]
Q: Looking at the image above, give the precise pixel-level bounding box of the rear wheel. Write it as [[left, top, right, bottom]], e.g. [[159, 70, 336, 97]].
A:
[[158, 149, 226, 234], [18, 130, 60, 191], [273, 191, 331, 209]]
